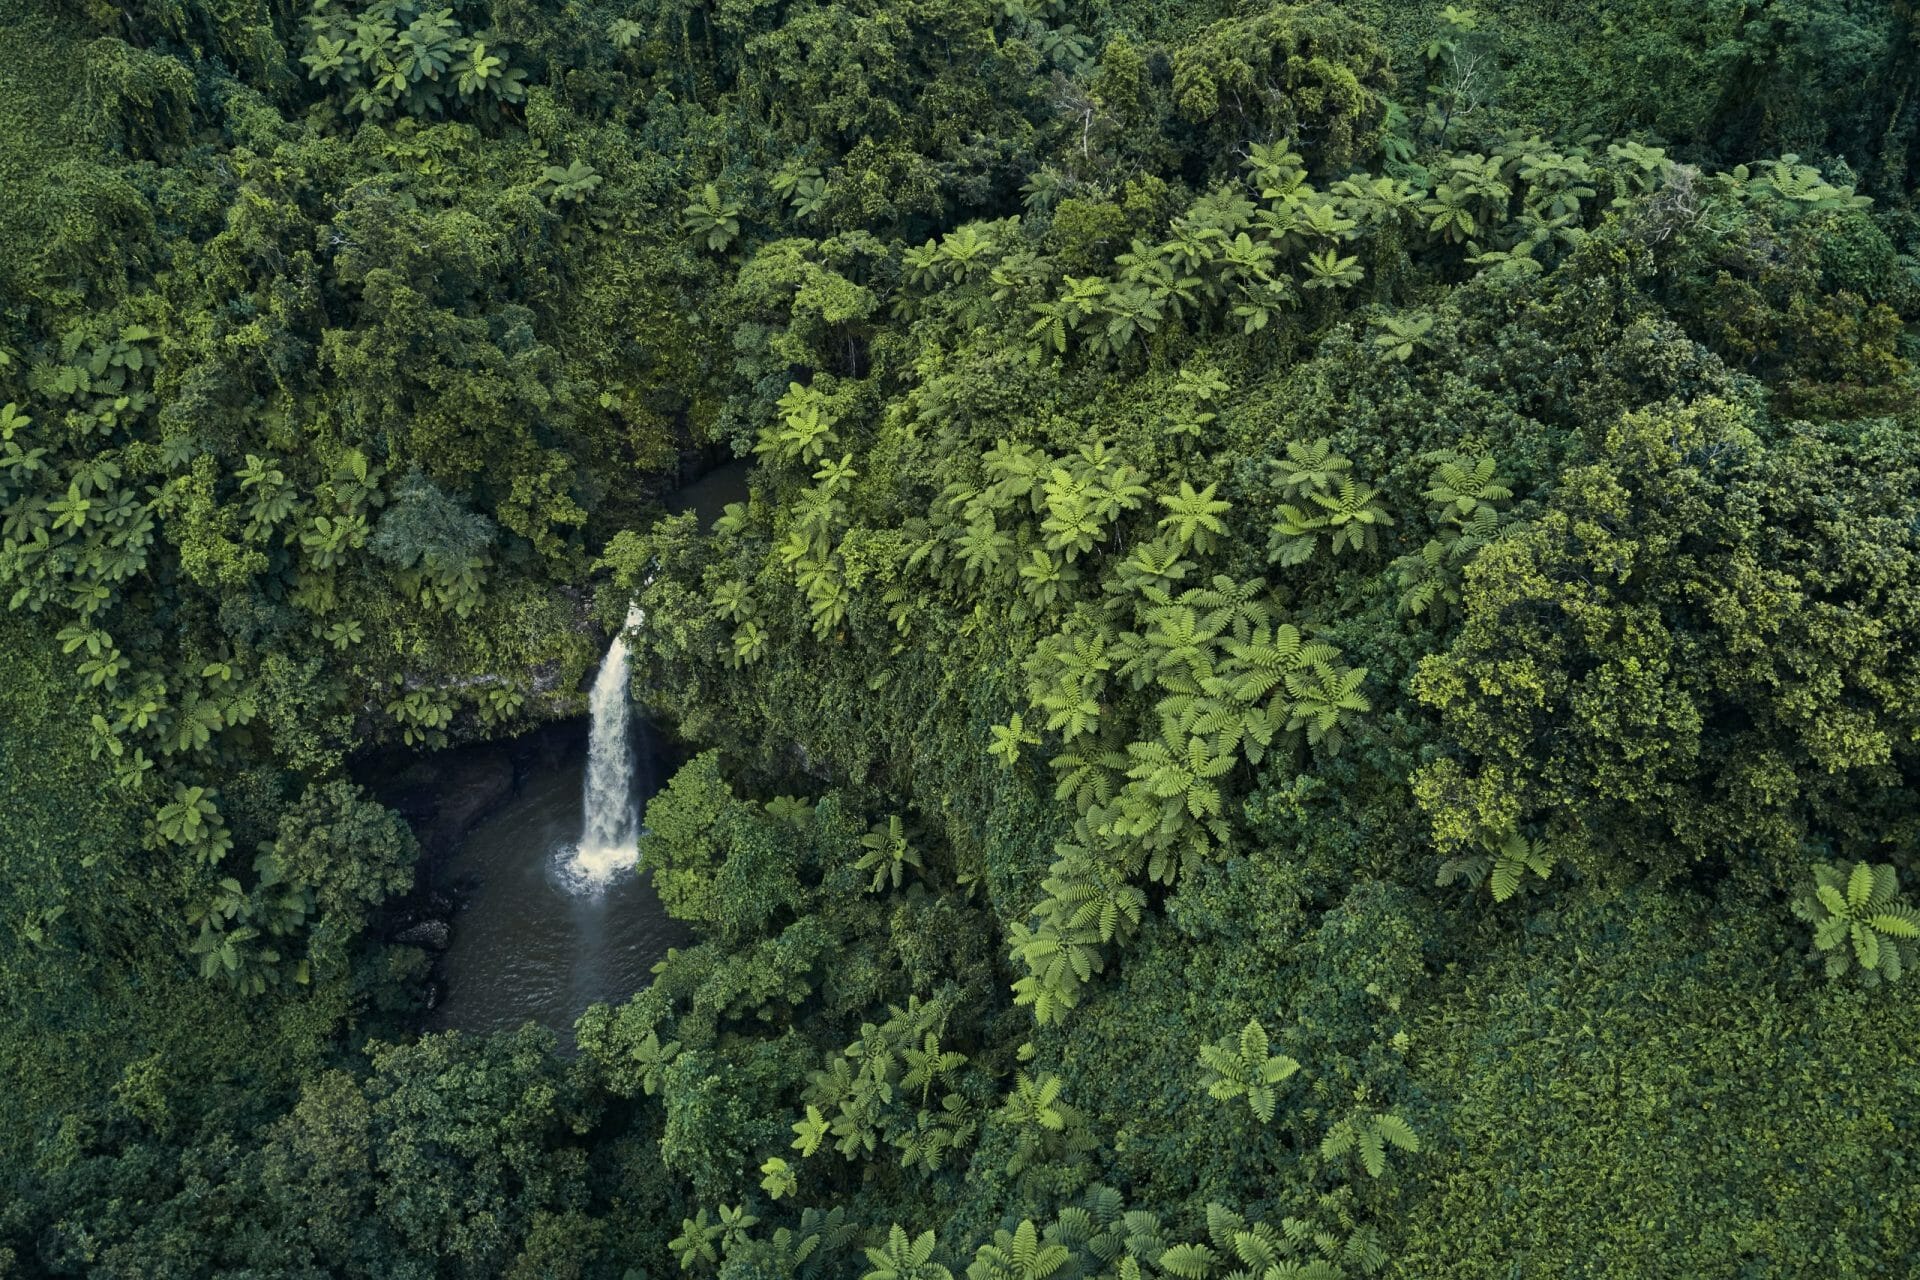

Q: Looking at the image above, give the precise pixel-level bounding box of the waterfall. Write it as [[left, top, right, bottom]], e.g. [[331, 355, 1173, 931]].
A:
[[563, 603, 644, 890]]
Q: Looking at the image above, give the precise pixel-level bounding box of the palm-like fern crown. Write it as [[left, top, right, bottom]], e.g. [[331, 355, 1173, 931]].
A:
[[1196, 1019, 1301, 1123], [1791, 861, 1920, 984]]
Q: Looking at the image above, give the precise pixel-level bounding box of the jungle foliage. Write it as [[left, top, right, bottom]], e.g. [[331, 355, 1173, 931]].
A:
[[2, 0, 1919, 1274]]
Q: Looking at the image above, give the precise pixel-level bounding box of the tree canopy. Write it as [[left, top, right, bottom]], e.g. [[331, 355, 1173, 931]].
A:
[[2, 0, 1918, 1274]]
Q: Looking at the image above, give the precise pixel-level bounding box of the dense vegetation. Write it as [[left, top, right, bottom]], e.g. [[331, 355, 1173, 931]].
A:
[[2, 0, 1919, 1273]]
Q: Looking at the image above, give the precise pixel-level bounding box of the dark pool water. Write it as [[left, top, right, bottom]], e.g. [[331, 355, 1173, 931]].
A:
[[425, 734, 690, 1048], [667, 457, 752, 520]]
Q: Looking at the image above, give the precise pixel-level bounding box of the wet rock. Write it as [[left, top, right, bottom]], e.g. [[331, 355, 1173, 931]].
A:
[[508, 718, 581, 776], [360, 742, 516, 862], [432, 749, 515, 854], [394, 919, 452, 951]]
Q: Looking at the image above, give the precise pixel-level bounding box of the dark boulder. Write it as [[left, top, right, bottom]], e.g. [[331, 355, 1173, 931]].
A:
[[393, 919, 452, 951]]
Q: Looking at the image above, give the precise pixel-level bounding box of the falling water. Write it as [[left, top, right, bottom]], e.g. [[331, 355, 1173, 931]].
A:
[[561, 603, 643, 890], [422, 470, 742, 1042]]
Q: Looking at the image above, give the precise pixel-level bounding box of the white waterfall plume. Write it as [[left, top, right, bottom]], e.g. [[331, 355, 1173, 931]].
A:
[[560, 603, 643, 890]]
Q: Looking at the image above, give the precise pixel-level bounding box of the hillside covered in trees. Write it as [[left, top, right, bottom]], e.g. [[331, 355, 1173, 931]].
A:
[[2, 0, 1919, 1274]]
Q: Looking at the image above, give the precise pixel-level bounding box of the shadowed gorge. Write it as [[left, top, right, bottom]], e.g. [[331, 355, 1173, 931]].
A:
[[1, 0, 1918, 1275]]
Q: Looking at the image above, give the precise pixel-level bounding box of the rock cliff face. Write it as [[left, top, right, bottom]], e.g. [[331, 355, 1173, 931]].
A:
[[392, 746, 517, 862]]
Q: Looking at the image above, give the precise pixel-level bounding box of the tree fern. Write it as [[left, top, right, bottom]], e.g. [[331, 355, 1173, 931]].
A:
[[864, 1226, 952, 1280], [710, 579, 751, 622], [670, 1208, 725, 1272], [1018, 548, 1081, 613], [999, 1072, 1065, 1139], [1009, 919, 1100, 1024], [901, 1031, 967, 1105], [1422, 454, 1512, 519], [857, 816, 924, 892], [1143, 605, 1224, 688], [1086, 459, 1149, 524], [1301, 247, 1364, 290], [982, 439, 1050, 513], [1392, 539, 1453, 621], [1196, 1019, 1301, 1122], [730, 620, 769, 667], [1027, 624, 1113, 740], [1157, 1243, 1218, 1279], [791, 1104, 831, 1157], [1370, 311, 1435, 361], [966, 1220, 1071, 1280], [1184, 574, 1273, 644], [1437, 830, 1556, 903], [681, 182, 743, 251], [1282, 663, 1370, 755], [1126, 730, 1233, 823], [1221, 622, 1339, 710], [757, 383, 840, 465], [989, 713, 1041, 766], [1050, 743, 1123, 814], [955, 518, 1016, 582], [1274, 438, 1351, 499], [1320, 1109, 1419, 1178], [1157, 482, 1233, 555], [628, 1029, 681, 1096], [1313, 478, 1394, 555], [1040, 838, 1147, 944], [1790, 861, 1920, 985], [1392, 451, 1516, 620]]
